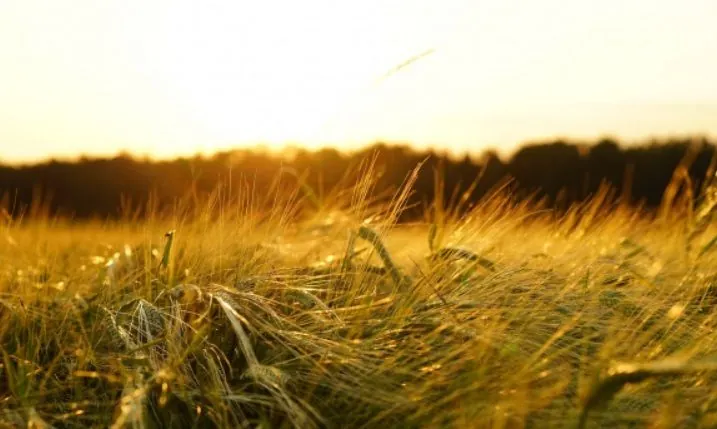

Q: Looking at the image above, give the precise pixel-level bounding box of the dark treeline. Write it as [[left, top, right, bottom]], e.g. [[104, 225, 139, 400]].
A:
[[0, 137, 715, 220]]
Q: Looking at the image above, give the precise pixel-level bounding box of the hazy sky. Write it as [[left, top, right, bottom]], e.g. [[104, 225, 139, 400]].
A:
[[1, 0, 716, 163]]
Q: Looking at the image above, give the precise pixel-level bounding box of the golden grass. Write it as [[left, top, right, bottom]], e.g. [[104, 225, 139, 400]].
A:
[[2, 165, 717, 428]]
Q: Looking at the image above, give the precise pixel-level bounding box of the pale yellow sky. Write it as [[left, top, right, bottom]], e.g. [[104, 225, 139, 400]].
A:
[[1, 0, 716, 163]]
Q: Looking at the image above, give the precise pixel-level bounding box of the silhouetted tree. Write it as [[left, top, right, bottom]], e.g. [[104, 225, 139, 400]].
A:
[[1, 137, 714, 221]]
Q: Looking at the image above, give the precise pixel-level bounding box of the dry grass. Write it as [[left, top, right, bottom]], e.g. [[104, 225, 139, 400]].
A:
[[2, 164, 717, 428]]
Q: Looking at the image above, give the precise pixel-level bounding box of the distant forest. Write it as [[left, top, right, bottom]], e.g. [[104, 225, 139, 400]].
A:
[[1, 137, 715, 220]]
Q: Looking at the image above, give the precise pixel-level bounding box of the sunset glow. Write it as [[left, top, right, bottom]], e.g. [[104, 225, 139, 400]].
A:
[[1, 0, 716, 162]]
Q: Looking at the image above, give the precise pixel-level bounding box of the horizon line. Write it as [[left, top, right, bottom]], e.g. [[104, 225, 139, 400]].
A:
[[2, 132, 715, 167]]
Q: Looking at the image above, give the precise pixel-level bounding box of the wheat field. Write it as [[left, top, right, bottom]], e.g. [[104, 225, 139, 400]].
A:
[[2, 164, 717, 428]]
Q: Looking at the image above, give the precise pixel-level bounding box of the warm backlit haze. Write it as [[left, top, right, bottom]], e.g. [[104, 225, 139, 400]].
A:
[[1, 0, 716, 163]]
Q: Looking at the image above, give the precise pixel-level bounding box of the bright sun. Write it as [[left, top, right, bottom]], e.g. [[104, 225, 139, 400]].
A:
[[144, 0, 440, 153]]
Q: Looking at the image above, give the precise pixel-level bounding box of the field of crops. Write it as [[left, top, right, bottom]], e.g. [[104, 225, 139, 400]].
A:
[[2, 168, 717, 428]]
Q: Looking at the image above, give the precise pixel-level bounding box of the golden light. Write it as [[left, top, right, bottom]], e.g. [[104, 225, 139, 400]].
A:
[[0, 0, 715, 162]]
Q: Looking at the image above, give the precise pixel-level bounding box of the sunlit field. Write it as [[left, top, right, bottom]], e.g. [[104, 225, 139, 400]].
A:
[[3, 162, 717, 429]]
